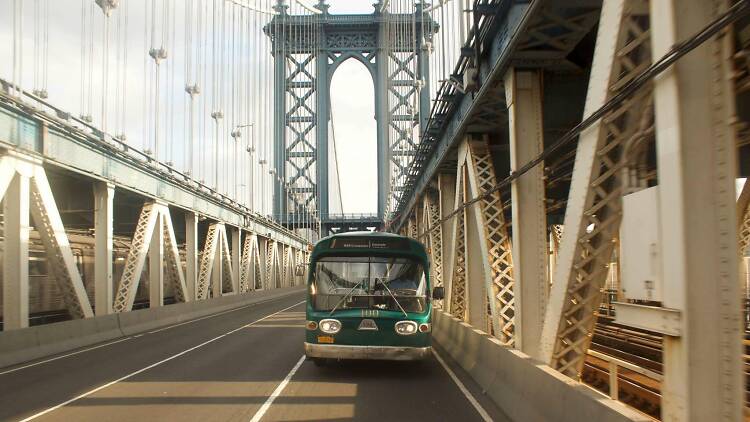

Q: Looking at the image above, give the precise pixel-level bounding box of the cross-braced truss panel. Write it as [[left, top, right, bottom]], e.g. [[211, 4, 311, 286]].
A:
[[547, 1, 654, 379], [387, 50, 420, 207], [285, 52, 318, 212]]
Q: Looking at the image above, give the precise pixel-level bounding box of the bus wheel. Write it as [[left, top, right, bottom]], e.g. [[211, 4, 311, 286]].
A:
[[311, 358, 327, 367]]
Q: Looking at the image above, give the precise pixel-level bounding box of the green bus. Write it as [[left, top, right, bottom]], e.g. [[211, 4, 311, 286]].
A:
[[304, 231, 444, 364]]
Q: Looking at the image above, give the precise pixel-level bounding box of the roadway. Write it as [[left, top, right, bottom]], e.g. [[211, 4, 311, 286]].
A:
[[0, 292, 508, 421]]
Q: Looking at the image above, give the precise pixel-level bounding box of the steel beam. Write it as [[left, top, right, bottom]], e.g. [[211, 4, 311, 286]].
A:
[[438, 173, 456, 307], [185, 212, 198, 300], [232, 228, 241, 293], [149, 211, 164, 308], [652, 0, 743, 419], [3, 170, 30, 330], [505, 68, 547, 357], [449, 163, 468, 320], [94, 182, 115, 315]]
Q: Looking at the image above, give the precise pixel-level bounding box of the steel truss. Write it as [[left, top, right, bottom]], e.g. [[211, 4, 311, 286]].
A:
[[421, 193, 443, 307], [465, 138, 515, 345], [195, 223, 236, 301], [113, 202, 191, 312], [0, 154, 94, 328], [240, 233, 263, 292], [448, 163, 468, 320], [540, 0, 654, 378]]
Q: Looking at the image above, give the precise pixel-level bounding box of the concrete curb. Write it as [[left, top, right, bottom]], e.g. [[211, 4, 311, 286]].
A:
[[0, 287, 305, 369], [432, 310, 651, 422]]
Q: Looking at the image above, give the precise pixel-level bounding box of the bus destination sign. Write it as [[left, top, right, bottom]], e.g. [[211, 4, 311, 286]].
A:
[[330, 238, 410, 250]]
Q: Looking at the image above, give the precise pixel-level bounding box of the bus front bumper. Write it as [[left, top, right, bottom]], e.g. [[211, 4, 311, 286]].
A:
[[304, 343, 431, 361]]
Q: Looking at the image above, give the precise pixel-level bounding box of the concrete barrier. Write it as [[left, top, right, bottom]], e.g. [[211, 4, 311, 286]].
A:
[[431, 310, 651, 422], [0, 287, 304, 368]]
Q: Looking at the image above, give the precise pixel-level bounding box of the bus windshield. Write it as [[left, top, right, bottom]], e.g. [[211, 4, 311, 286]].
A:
[[312, 256, 427, 313]]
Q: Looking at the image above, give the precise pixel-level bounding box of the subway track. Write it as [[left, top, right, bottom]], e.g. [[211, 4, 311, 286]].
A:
[[584, 314, 750, 419]]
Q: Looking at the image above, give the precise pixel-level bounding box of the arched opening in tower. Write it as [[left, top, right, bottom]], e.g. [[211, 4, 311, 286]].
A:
[[328, 58, 377, 216]]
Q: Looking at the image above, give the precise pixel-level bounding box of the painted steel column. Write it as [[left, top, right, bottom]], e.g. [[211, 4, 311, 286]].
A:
[[376, 17, 390, 219], [438, 173, 456, 307], [455, 140, 484, 327], [505, 68, 547, 358], [3, 172, 29, 330], [232, 228, 241, 293], [316, 30, 329, 219], [149, 211, 164, 308], [94, 182, 114, 316], [259, 237, 268, 289], [651, 1, 742, 420], [185, 212, 198, 301], [212, 229, 224, 297]]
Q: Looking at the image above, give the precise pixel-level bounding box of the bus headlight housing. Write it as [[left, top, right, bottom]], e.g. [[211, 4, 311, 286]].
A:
[[319, 319, 342, 334], [395, 321, 418, 335]]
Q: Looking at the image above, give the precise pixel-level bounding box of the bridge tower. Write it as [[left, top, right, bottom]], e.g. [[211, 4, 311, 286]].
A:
[[266, 0, 435, 231]]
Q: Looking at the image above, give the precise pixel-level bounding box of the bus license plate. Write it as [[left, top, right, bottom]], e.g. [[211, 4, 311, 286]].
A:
[[317, 336, 334, 344]]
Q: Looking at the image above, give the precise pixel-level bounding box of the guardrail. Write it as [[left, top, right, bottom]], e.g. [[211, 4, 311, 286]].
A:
[[0, 287, 305, 369]]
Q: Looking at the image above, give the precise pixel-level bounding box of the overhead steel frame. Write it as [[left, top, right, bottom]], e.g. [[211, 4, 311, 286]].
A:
[[268, 2, 435, 223]]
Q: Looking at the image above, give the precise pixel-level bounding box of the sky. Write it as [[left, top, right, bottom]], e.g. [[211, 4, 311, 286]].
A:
[[0, 0, 382, 216]]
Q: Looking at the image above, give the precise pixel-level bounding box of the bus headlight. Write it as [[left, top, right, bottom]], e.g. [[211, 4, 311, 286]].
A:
[[395, 321, 418, 335], [319, 319, 342, 334]]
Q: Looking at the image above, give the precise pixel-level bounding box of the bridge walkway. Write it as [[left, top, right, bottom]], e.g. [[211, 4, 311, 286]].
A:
[[0, 293, 506, 422]]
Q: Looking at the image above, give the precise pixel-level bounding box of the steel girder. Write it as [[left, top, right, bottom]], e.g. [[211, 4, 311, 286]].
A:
[[448, 163, 468, 321], [540, 0, 654, 378]]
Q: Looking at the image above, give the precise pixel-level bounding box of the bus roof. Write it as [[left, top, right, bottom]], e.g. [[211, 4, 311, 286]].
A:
[[311, 231, 428, 261]]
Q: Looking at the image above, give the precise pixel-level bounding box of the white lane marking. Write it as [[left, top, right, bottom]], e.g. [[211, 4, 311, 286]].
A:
[[0, 294, 302, 375], [0, 337, 133, 376], [18, 301, 306, 422], [432, 349, 493, 422], [249, 355, 306, 422]]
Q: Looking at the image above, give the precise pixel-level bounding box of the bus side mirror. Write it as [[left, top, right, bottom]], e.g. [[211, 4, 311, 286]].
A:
[[432, 287, 445, 300], [295, 264, 305, 277]]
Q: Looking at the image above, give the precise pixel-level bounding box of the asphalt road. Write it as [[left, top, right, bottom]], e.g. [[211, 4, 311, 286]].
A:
[[0, 292, 508, 421]]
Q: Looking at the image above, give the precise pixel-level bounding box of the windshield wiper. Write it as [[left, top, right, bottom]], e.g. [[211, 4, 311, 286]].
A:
[[380, 281, 408, 317], [328, 279, 365, 316]]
